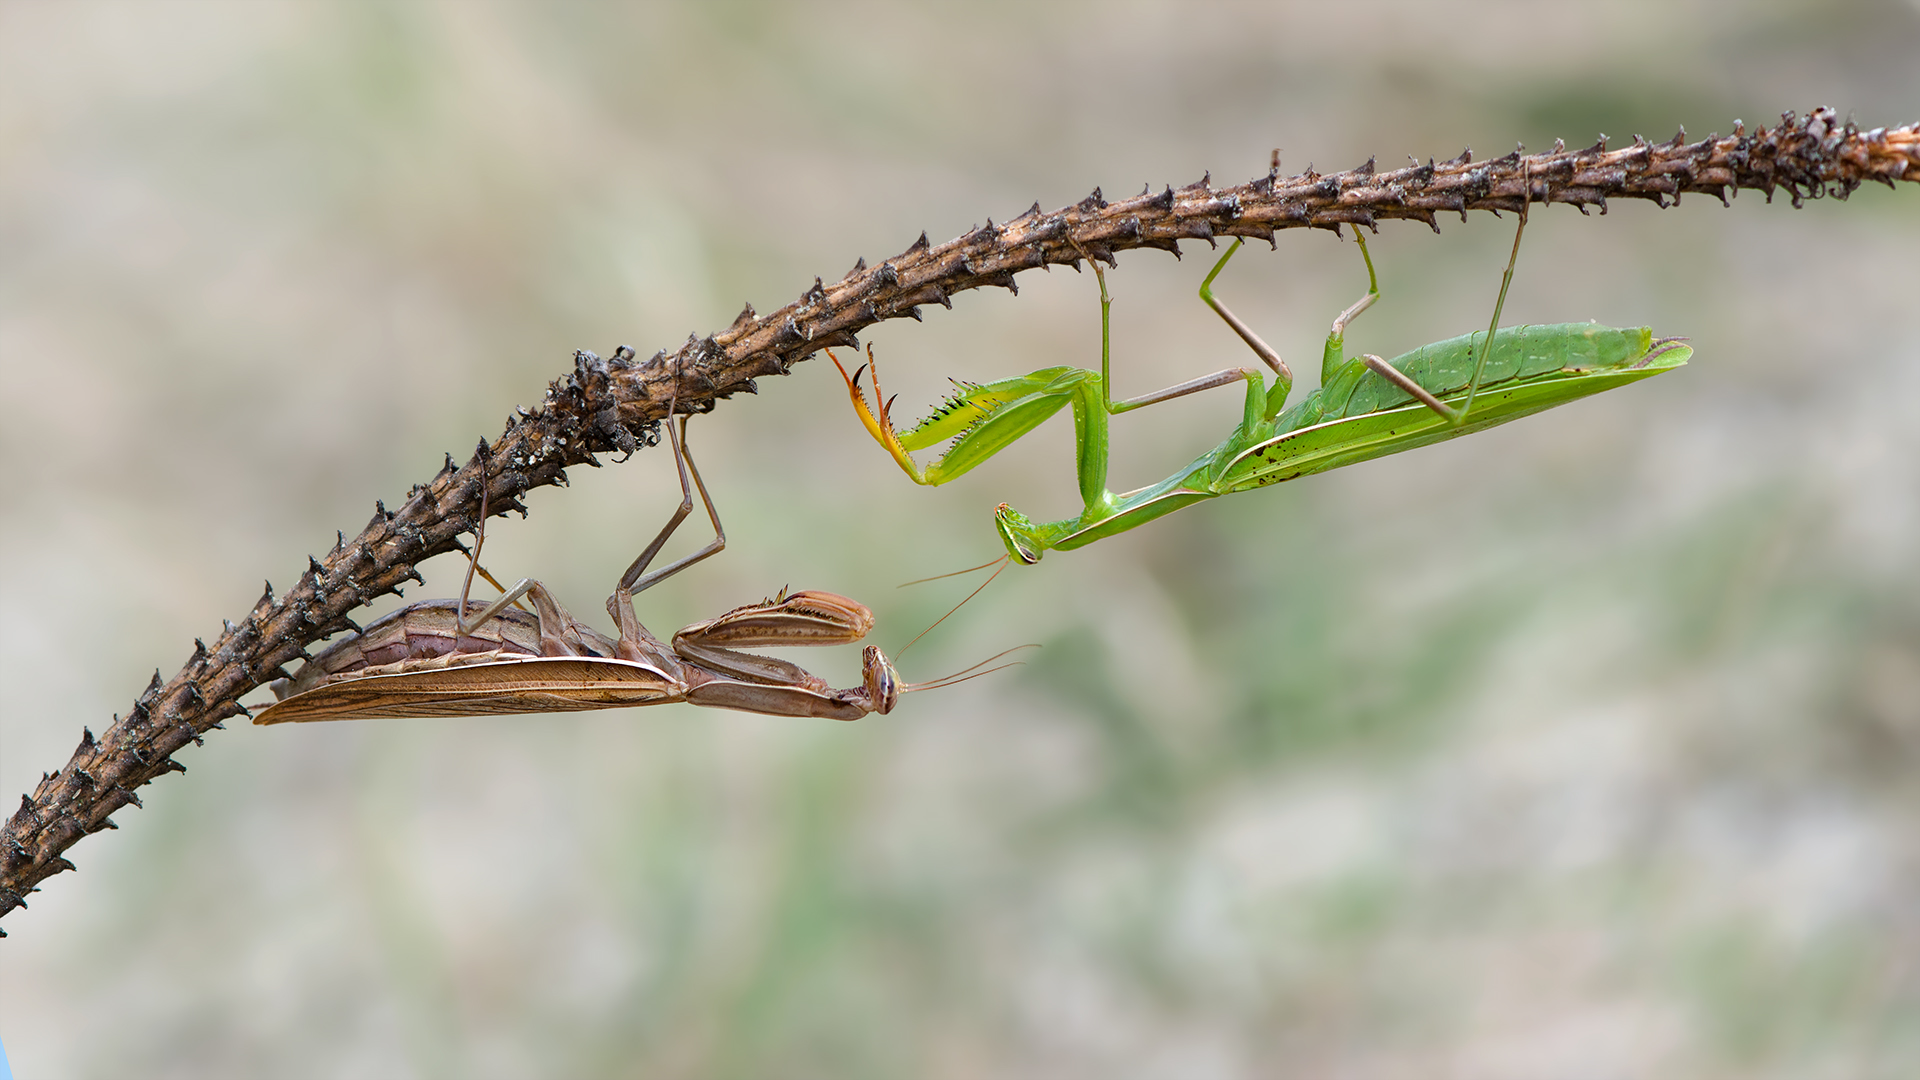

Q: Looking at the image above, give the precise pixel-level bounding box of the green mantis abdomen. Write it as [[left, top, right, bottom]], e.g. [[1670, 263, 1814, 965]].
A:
[[1340, 323, 1655, 418], [1228, 326, 1687, 491]]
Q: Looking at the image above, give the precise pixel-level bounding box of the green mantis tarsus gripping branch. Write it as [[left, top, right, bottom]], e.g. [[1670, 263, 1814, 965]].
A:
[[832, 205, 1689, 565]]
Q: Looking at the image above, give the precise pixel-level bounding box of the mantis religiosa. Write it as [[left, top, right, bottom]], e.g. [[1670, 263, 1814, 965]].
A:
[[255, 353, 1002, 725], [833, 188, 1690, 566]]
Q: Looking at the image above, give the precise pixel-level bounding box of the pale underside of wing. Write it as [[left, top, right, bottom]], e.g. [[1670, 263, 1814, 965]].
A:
[[254, 657, 684, 723]]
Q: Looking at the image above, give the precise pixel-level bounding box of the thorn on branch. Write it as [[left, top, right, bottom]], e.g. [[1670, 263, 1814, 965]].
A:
[[211, 700, 252, 722]]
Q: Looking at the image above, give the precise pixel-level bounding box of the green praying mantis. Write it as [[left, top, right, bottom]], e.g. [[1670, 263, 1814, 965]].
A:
[[832, 193, 1689, 566]]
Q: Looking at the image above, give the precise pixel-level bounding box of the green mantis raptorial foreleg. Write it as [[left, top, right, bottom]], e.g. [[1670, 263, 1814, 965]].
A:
[[834, 192, 1689, 564], [831, 255, 1271, 505]]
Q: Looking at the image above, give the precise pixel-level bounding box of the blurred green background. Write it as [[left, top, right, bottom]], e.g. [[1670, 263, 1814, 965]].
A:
[[3, 2, 1918, 1077]]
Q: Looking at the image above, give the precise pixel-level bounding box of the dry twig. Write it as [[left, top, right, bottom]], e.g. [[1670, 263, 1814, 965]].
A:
[[5, 107, 1916, 931]]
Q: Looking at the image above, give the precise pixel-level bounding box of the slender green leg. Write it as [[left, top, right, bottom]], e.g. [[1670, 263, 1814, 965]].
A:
[[1323, 232, 1382, 387], [1333, 232, 1473, 419], [1356, 175, 1531, 425], [1457, 180, 1530, 422], [1196, 240, 1294, 418], [1095, 259, 1264, 416]]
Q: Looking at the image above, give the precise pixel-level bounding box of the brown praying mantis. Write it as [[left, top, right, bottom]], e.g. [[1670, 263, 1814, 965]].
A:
[[255, 351, 1000, 726]]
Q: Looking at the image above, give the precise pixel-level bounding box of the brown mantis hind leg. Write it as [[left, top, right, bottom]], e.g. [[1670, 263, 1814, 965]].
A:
[[448, 403, 642, 657], [454, 440, 544, 638]]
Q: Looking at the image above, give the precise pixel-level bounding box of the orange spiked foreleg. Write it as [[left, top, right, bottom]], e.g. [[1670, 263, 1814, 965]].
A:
[[828, 346, 930, 484]]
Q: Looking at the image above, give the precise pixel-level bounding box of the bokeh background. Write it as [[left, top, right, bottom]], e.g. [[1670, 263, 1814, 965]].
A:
[[4, 2, 1919, 1077]]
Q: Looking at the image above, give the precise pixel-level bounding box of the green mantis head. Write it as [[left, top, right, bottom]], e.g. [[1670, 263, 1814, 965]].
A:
[[993, 504, 1044, 565]]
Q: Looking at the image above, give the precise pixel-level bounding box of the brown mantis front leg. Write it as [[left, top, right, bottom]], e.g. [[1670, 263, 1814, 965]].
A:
[[671, 590, 875, 685], [675, 590, 888, 717], [673, 592, 902, 719]]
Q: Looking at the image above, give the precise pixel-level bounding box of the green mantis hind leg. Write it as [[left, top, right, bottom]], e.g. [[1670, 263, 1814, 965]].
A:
[[1456, 173, 1531, 421], [1352, 166, 1533, 425]]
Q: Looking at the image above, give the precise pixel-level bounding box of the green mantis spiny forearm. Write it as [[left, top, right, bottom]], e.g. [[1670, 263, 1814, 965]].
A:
[[832, 202, 1690, 565]]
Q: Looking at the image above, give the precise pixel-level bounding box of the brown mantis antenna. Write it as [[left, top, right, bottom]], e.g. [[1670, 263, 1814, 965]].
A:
[[895, 557, 1009, 659]]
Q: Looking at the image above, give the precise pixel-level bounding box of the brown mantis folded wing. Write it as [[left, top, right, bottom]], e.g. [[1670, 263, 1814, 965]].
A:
[[253, 656, 685, 723]]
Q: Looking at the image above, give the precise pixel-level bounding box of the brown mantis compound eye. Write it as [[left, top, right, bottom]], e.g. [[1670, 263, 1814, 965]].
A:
[[862, 646, 900, 715]]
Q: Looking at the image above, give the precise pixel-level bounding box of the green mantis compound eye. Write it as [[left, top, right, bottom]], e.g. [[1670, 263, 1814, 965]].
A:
[[994, 504, 1043, 565]]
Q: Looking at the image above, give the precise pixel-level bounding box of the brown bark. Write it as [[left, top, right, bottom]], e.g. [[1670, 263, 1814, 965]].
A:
[[4, 108, 1916, 931]]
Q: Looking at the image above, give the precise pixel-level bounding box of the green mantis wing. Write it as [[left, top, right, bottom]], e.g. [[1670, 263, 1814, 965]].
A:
[[1342, 323, 1661, 419], [1227, 325, 1689, 489]]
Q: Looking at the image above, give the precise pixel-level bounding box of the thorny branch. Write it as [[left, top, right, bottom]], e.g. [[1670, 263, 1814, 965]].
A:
[[4, 108, 1917, 930]]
